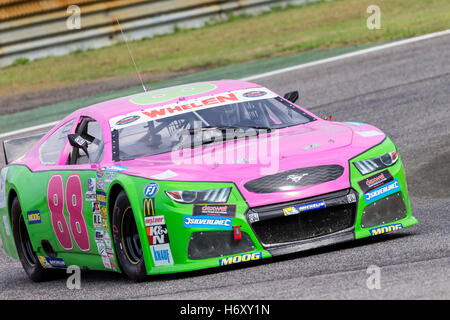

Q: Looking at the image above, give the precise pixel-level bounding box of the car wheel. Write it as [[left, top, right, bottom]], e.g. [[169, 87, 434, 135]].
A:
[[112, 190, 147, 282], [11, 197, 50, 282]]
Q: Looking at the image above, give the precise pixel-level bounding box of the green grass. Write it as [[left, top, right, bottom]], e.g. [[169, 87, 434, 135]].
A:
[[10, 57, 30, 67], [0, 0, 449, 97]]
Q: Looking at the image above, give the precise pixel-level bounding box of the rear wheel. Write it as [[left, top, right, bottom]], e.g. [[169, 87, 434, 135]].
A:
[[112, 190, 147, 282], [11, 197, 50, 282]]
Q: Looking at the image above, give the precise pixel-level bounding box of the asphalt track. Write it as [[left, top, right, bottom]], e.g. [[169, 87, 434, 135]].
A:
[[0, 33, 449, 300]]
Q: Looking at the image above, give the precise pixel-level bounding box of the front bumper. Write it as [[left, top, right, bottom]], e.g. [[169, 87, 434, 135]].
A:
[[246, 189, 358, 256]]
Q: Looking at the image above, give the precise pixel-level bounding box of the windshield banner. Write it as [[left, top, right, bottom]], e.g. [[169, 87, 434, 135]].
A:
[[109, 88, 277, 130]]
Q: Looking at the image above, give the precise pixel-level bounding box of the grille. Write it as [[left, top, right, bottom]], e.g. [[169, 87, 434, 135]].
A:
[[249, 200, 356, 246], [244, 165, 344, 193]]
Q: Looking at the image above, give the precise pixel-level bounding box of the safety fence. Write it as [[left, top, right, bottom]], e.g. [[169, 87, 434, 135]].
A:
[[0, 0, 317, 67]]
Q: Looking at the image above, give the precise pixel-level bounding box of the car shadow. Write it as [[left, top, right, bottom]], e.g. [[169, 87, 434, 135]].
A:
[[48, 230, 418, 284]]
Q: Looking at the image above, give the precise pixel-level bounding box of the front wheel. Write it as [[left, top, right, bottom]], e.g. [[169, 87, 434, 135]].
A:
[[112, 190, 147, 282], [11, 197, 50, 282]]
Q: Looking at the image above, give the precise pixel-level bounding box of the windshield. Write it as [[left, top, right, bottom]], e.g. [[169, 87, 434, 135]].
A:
[[114, 96, 315, 160]]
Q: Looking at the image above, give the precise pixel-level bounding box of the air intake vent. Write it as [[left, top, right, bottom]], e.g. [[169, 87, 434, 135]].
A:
[[244, 165, 344, 193]]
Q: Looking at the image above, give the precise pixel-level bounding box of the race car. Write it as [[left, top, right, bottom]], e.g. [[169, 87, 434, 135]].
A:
[[0, 80, 418, 282]]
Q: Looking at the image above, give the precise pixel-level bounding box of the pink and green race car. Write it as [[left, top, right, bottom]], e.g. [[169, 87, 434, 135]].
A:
[[0, 80, 418, 281]]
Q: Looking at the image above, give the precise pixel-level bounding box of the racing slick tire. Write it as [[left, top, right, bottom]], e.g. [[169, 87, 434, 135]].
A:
[[11, 197, 51, 282], [112, 190, 147, 282]]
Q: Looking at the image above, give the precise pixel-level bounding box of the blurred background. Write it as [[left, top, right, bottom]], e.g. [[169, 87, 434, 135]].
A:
[[0, 0, 448, 133]]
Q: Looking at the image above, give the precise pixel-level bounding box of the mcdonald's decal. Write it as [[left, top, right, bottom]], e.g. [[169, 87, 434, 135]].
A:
[[143, 198, 155, 217]]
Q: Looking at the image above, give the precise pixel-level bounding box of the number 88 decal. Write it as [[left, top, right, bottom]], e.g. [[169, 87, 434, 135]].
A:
[[47, 174, 90, 252]]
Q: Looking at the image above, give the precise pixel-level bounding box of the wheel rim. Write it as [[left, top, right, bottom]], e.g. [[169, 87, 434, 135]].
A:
[[121, 207, 142, 264], [18, 214, 37, 266]]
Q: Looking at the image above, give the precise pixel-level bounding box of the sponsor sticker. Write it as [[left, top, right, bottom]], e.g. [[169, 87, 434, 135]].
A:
[[116, 115, 140, 126], [358, 170, 393, 193], [96, 167, 106, 179], [97, 242, 107, 257], [243, 91, 267, 98], [247, 212, 260, 223], [109, 88, 277, 130], [183, 215, 233, 229], [145, 215, 165, 227], [283, 200, 326, 216], [38, 256, 67, 269], [97, 179, 106, 191], [144, 182, 159, 198], [147, 224, 170, 245], [102, 256, 112, 269], [92, 201, 100, 213], [103, 231, 112, 248], [96, 190, 106, 206], [193, 204, 236, 217], [363, 179, 401, 204], [92, 212, 102, 229], [151, 244, 174, 266], [369, 223, 403, 236], [95, 230, 104, 241], [27, 210, 41, 225], [219, 252, 262, 266], [143, 198, 155, 217], [87, 178, 96, 193], [104, 171, 115, 182], [85, 192, 97, 202]]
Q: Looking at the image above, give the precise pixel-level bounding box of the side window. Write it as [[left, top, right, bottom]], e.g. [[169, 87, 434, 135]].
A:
[[85, 120, 104, 163], [39, 120, 75, 165], [68, 118, 104, 165]]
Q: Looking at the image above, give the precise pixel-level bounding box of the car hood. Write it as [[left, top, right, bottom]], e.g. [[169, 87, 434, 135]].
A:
[[119, 120, 386, 207]]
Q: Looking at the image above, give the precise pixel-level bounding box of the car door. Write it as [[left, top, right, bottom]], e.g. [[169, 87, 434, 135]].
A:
[[38, 116, 107, 256]]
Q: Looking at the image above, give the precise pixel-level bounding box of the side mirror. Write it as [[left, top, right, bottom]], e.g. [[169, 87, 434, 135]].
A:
[[68, 133, 89, 158], [283, 91, 299, 103]]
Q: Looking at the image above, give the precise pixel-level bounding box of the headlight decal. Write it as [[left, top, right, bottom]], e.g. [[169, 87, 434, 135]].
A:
[[165, 187, 232, 204], [353, 150, 398, 176]]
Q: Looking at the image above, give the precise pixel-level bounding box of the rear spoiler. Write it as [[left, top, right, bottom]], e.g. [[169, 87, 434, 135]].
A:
[[1, 133, 46, 165], [0, 124, 54, 166]]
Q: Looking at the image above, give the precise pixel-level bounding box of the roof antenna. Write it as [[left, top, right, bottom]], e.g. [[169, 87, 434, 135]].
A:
[[115, 17, 148, 92]]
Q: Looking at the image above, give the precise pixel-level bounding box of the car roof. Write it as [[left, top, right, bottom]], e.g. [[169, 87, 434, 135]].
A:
[[74, 80, 263, 122]]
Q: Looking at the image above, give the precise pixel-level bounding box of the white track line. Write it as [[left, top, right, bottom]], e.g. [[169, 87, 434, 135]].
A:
[[1, 29, 449, 139], [243, 29, 450, 81]]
